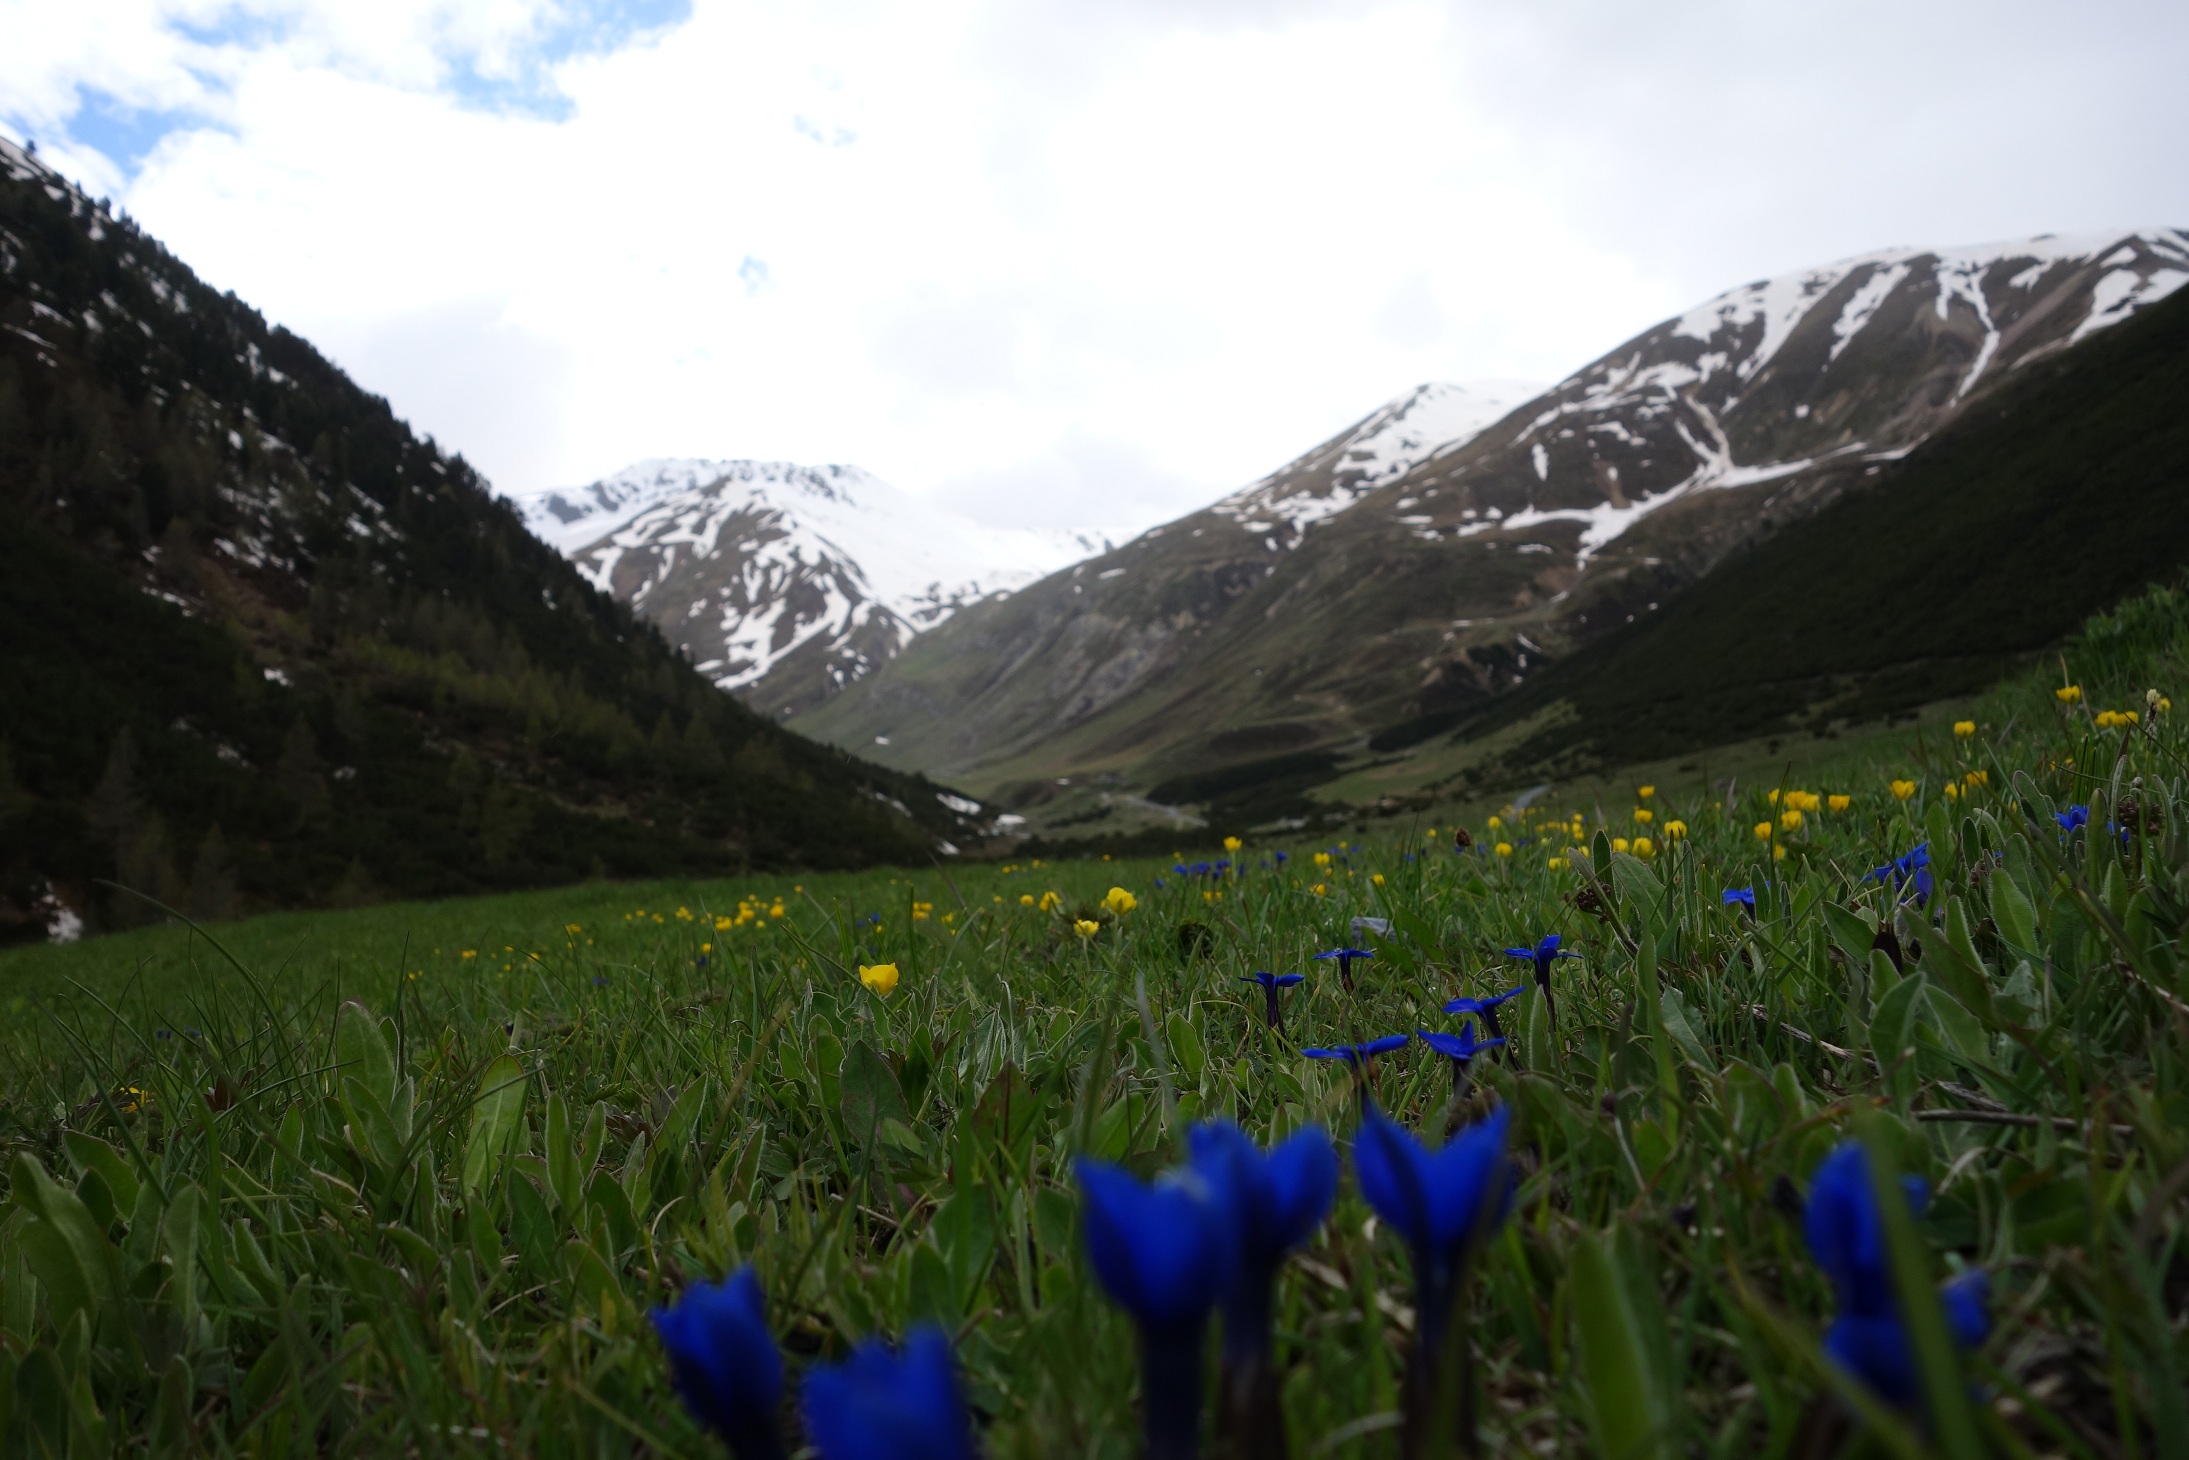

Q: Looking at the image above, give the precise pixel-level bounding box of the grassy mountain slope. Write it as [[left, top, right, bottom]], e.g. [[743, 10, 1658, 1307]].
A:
[[0, 140, 974, 944], [1423, 278, 2189, 789]]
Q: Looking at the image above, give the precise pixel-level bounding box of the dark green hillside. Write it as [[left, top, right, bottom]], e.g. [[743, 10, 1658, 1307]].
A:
[[1434, 277, 2189, 781], [0, 141, 972, 944]]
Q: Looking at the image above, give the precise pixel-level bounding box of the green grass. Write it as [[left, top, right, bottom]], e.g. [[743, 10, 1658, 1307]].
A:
[[2, 589, 2187, 1456]]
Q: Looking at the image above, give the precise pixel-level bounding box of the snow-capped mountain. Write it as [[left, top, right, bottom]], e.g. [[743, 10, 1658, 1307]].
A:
[[507, 461, 1107, 717], [795, 227, 2189, 787], [1209, 379, 1546, 540]]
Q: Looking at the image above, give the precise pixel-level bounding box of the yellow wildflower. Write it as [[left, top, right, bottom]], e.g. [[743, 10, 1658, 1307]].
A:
[[1371, 873, 1385, 886], [1495, 842, 1514, 857], [1632, 837, 1655, 858], [1637, 785, 1655, 800], [1104, 886, 1138, 915], [1074, 919, 1100, 940], [1547, 856, 1567, 869], [1487, 815, 1502, 830], [1767, 788, 1781, 805], [1772, 844, 1788, 861], [461, 949, 477, 959], [1943, 782, 1961, 800], [1634, 807, 1654, 824], [1313, 852, 1332, 868], [564, 923, 582, 934], [1781, 809, 1804, 832], [2055, 684, 2081, 703], [1039, 891, 1063, 912], [1426, 828, 1438, 840], [1664, 819, 1688, 839], [1953, 720, 1975, 738], [1312, 883, 1328, 896], [1610, 837, 1629, 853], [1753, 821, 1772, 841], [1020, 894, 1035, 907], [1890, 779, 1916, 800], [1223, 835, 1243, 852], [1827, 794, 1851, 812], [1964, 769, 1988, 787], [859, 963, 900, 996]]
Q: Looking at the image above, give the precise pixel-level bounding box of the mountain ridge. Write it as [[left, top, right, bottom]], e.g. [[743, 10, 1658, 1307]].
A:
[[790, 226, 2189, 815]]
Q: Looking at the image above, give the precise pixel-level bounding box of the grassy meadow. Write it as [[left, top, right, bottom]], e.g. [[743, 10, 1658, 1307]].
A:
[[2, 586, 2188, 1457]]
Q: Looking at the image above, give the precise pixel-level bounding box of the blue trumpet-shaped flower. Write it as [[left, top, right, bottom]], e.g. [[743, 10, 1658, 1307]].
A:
[[1504, 934, 1581, 1023], [1442, 984, 1528, 1048], [1189, 1122, 1336, 1454], [650, 1266, 786, 1459], [1417, 1022, 1506, 1094], [801, 1324, 977, 1460], [1722, 886, 1757, 911], [1312, 946, 1375, 993], [1301, 1033, 1410, 1067], [1188, 1122, 1337, 1359], [1239, 971, 1304, 1028], [1077, 1158, 1234, 1459], [1804, 1142, 1991, 1411], [2055, 804, 2090, 833], [1864, 843, 1934, 908], [1354, 1103, 1515, 1433]]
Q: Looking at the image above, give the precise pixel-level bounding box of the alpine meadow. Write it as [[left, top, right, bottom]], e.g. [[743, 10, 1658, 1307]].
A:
[[5, 17, 2189, 1460]]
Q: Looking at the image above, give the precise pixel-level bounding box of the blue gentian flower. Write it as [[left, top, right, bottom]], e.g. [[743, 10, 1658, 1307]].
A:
[[1804, 1142, 1991, 1411], [1301, 1034, 1410, 1067], [155, 1029, 171, 1040], [1354, 1105, 1514, 1394], [1274, 851, 1289, 864], [1722, 886, 1757, 911], [2055, 804, 2089, 833], [650, 1266, 785, 1459], [1864, 843, 1934, 907], [1504, 934, 1580, 1024], [1238, 971, 1305, 1029], [1188, 1122, 1336, 1359], [1312, 946, 1375, 993], [801, 1324, 976, 1460], [1077, 1158, 1234, 1459], [1189, 1122, 1336, 1455], [1417, 1022, 1506, 1093], [1441, 984, 1527, 1048]]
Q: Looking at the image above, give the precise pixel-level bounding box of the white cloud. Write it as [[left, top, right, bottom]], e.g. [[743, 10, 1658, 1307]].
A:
[[4, 0, 2184, 538]]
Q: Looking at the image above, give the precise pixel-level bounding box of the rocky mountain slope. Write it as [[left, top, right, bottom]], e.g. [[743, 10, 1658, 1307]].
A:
[[0, 137, 981, 942], [793, 228, 2189, 810], [508, 461, 1104, 718]]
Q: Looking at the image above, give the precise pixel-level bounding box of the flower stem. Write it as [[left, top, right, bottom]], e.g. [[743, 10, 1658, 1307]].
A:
[[1142, 1324, 1206, 1460]]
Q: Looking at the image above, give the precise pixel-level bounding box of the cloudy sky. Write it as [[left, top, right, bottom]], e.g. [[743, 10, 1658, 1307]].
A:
[[5, 1, 2184, 533]]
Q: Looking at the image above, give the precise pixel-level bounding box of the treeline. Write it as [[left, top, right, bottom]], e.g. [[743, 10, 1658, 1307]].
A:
[[0, 143, 968, 944]]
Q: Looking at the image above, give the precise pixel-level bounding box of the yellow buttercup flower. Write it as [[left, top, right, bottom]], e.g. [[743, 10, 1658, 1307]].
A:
[[1074, 919, 1100, 939], [1222, 835, 1242, 852], [1039, 890, 1063, 912], [1952, 720, 1975, 738], [1547, 856, 1567, 870], [1313, 852, 1332, 868], [1486, 815, 1502, 830], [1637, 785, 1655, 800], [1664, 819, 1688, 839], [1020, 893, 1035, 906], [1781, 809, 1804, 832], [1772, 844, 1788, 861], [2055, 684, 2081, 703], [1943, 781, 1961, 800], [1494, 841, 1514, 857], [1371, 873, 1386, 886], [1610, 837, 1629, 853], [1632, 837, 1655, 858], [1753, 821, 1773, 841], [1104, 886, 1138, 915], [1767, 788, 1781, 805], [1312, 883, 1328, 896], [859, 963, 900, 996], [1827, 794, 1850, 813], [1890, 779, 1916, 801], [1964, 769, 1988, 787], [1633, 807, 1654, 824]]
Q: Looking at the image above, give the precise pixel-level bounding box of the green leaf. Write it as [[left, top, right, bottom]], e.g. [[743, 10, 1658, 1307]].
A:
[[1609, 851, 1663, 912], [1822, 903, 1878, 968], [1657, 988, 1713, 1072], [544, 1092, 580, 1218], [841, 1039, 910, 1144], [1165, 1011, 1206, 1083], [463, 1055, 527, 1194], [8, 1155, 117, 1338], [1572, 1228, 1674, 1460], [1869, 970, 1927, 1071], [60, 1133, 138, 1218], [1989, 869, 2039, 954], [334, 1000, 396, 1105]]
